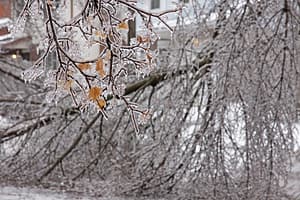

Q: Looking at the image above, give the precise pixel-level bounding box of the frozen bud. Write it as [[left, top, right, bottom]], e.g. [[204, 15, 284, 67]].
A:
[[116, 83, 126, 96], [130, 38, 138, 45], [29, 1, 39, 17], [45, 91, 56, 104], [126, 10, 136, 20], [43, 71, 57, 88], [150, 32, 159, 44], [38, 38, 49, 51], [45, 89, 65, 105], [138, 110, 151, 125], [22, 67, 44, 83]]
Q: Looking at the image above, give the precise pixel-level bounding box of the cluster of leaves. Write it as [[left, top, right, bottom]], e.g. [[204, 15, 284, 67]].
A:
[[19, 0, 177, 132]]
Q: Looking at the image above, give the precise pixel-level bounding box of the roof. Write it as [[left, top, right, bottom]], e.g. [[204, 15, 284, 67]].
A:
[[0, 17, 11, 29], [0, 33, 13, 43], [0, 17, 13, 44], [0, 36, 32, 50], [0, 17, 32, 50]]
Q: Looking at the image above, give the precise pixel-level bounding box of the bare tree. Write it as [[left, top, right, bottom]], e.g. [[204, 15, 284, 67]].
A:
[[1, 0, 300, 199]]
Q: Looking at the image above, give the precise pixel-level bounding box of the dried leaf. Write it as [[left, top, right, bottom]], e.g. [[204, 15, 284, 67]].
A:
[[88, 86, 102, 100], [117, 21, 129, 30], [137, 35, 150, 44], [95, 30, 107, 40], [96, 58, 106, 78], [96, 98, 106, 109], [78, 63, 91, 71]]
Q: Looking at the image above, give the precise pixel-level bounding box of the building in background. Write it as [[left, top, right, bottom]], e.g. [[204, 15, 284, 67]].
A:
[[136, 0, 215, 47], [0, 0, 38, 61], [135, 0, 216, 66], [136, 0, 181, 49]]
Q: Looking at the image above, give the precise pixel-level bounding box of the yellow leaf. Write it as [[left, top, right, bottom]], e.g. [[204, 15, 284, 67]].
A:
[[88, 86, 102, 100], [78, 63, 91, 71], [117, 21, 129, 30], [96, 98, 106, 109], [96, 58, 106, 78]]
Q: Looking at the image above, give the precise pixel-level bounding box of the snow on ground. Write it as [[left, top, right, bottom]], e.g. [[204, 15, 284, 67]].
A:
[[0, 186, 144, 200], [285, 152, 300, 199], [0, 186, 97, 200]]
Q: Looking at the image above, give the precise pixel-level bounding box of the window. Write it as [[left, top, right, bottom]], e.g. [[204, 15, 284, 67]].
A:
[[180, 0, 189, 3], [151, 0, 160, 9], [46, 51, 57, 69]]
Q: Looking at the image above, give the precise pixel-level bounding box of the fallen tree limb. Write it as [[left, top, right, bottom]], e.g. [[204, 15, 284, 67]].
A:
[[38, 112, 101, 181]]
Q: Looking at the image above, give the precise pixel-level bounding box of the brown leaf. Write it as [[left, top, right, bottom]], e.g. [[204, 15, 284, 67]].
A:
[[117, 21, 129, 30], [88, 86, 102, 100], [78, 63, 91, 71], [137, 35, 150, 44], [95, 30, 107, 40], [96, 98, 106, 109], [96, 58, 105, 78]]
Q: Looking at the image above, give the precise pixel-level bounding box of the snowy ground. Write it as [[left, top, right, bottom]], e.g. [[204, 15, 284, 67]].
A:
[[1, 118, 300, 199], [284, 152, 300, 199], [0, 186, 97, 200], [0, 186, 143, 200]]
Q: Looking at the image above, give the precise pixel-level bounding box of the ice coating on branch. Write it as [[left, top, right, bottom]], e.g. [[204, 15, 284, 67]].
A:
[[21, 67, 44, 83], [138, 109, 151, 125], [17, 0, 178, 134], [9, 16, 26, 38]]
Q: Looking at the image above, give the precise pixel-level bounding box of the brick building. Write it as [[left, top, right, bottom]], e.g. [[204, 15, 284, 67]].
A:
[[0, 0, 37, 61], [0, 0, 11, 17]]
